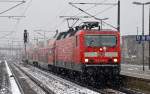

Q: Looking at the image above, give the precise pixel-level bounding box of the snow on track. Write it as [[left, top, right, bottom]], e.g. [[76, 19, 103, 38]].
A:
[[11, 64, 46, 94], [17, 64, 100, 94], [5, 60, 21, 94]]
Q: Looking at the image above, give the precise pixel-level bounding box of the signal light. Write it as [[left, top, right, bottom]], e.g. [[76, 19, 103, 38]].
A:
[[103, 47, 107, 51], [24, 29, 28, 43]]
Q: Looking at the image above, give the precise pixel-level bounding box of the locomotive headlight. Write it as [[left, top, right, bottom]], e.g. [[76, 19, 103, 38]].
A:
[[113, 58, 118, 63], [100, 48, 103, 51], [103, 47, 107, 51], [85, 59, 89, 62]]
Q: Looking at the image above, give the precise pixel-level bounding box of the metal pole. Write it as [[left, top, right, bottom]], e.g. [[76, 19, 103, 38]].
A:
[[142, 4, 145, 71], [24, 43, 27, 63], [118, 0, 120, 31], [149, 5, 150, 70], [137, 27, 139, 35], [100, 20, 102, 30], [44, 31, 46, 47], [12, 41, 13, 57]]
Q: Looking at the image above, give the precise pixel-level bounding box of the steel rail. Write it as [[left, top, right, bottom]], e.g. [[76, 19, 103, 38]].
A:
[[7, 62, 24, 94], [13, 63, 54, 94]]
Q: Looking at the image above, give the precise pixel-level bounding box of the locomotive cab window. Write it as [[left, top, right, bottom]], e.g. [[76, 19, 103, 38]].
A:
[[85, 35, 117, 47]]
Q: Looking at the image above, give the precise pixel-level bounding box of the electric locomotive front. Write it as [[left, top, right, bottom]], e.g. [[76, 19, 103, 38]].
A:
[[78, 30, 121, 76]]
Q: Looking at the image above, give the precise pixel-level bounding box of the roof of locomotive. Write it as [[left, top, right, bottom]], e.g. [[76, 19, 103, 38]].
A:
[[76, 29, 119, 34], [54, 21, 119, 40], [55, 29, 119, 40]]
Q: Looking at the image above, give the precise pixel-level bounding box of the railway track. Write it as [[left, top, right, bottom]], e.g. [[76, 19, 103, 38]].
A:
[[9, 61, 144, 94], [12, 62, 100, 94], [9, 63, 54, 94], [29, 64, 145, 94], [14, 62, 127, 94], [9, 63, 47, 94]]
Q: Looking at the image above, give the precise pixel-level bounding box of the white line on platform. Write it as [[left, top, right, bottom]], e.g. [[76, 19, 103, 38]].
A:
[[5, 60, 21, 94]]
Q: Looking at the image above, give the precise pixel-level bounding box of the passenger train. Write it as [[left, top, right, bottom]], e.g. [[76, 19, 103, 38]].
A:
[[26, 21, 121, 86]]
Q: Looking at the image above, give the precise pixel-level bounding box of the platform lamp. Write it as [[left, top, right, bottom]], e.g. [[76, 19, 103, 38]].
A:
[[133, 1, 150, 71]]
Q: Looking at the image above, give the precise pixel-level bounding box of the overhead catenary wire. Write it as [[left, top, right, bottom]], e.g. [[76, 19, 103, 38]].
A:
[[0, 1, 25, 15], [74, 0, 109, 16], [0, 0, 32, 39], [21, 0, 32, 17], [43, 0, 72, 31], [0, 1, 25, 3], [69, 2, 117, 29], [71, 3, 117, 5], [48, 0, 98, 31], [0, 0, 31, 19], [93, 4, 117, 16], [0, 19, 21, 39], [42, 0, 114, 32], [58, 0, 114, 29]]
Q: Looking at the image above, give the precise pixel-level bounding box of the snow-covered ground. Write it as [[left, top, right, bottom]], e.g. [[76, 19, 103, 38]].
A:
[[17, 64, 100, 94], [5, 60, 21, 94], [121, 64, 150, 80], [12, 64, 46, 94]]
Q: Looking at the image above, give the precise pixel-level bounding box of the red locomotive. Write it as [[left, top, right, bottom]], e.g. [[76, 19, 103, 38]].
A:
[[27, 22, 121, 86]]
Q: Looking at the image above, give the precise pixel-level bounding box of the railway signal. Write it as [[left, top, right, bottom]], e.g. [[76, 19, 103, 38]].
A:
[[23, 29, 29, 64], [24, 29, 28, 43]]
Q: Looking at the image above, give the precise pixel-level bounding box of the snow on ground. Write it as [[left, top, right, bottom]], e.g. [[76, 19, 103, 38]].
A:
[[20, 65, 100, 94], [12, 64, 46, 94], [0, 60, 11, 94], [5, 61, 21, 94]]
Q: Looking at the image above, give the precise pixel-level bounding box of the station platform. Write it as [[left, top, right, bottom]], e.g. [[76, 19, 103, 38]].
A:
[[121, 64, 150, 80]]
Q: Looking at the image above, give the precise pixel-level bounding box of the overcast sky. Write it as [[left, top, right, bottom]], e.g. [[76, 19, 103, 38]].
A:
[[0, 0, 150, 45]]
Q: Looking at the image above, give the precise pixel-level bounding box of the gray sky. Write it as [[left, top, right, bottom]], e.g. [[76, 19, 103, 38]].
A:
[[0, 0, 150, 45]]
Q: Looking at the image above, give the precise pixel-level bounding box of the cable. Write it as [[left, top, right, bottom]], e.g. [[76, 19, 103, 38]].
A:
[[94, 4, 116, 16], [21, 0, 32, 16], [0, 1, 27, 39], [60, 0, 111, 28], [0, 19, 21, 39], [0, 0, 31, 39], [71, 0, 77, 3], [0, 1, 25, 15], [74, 0, 109, 16], [69, 2, 117, 29]]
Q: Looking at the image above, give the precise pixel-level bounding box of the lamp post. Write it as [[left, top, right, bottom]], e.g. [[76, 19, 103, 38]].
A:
[[133, 1, 150, 71]]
